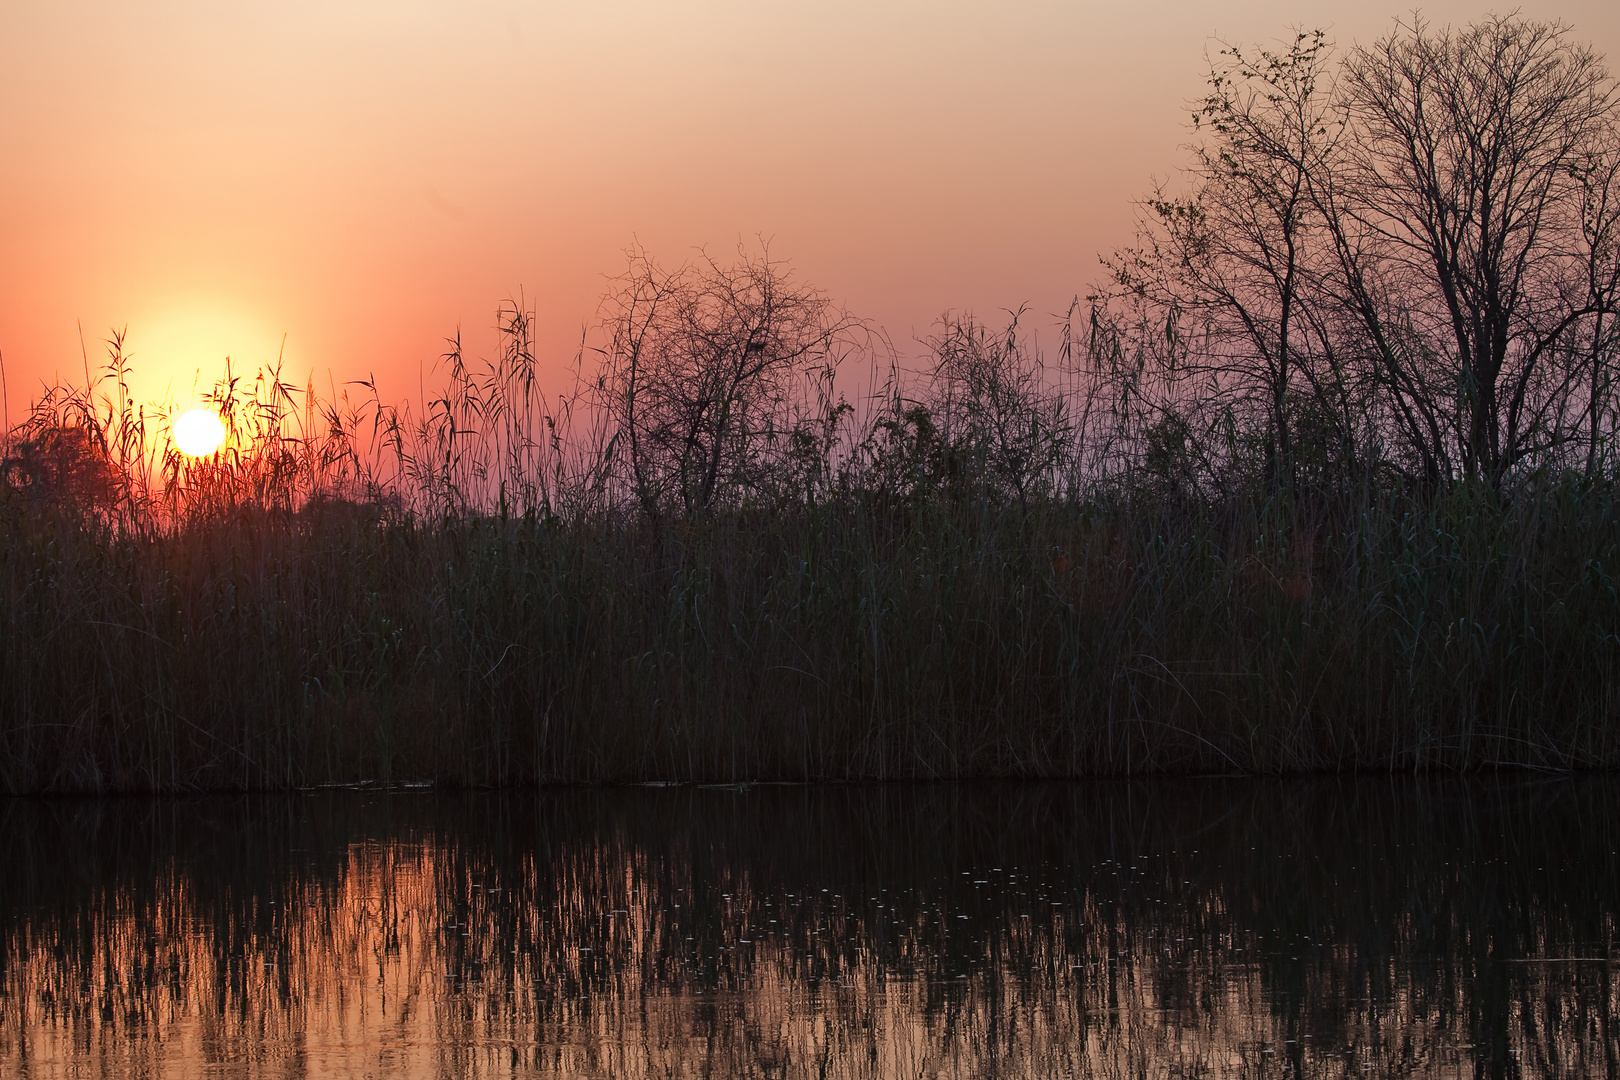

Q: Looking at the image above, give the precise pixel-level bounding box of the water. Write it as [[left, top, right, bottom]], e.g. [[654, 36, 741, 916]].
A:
[[1, 779, 1615, 1078]]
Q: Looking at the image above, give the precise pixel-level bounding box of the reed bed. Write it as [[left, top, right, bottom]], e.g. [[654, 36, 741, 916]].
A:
[[2, 474, 1616, 792], [5, 250, 1620, 791]]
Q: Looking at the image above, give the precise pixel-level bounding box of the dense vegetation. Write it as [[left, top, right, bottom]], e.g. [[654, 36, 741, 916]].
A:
[[4, 15, 1620, 791]]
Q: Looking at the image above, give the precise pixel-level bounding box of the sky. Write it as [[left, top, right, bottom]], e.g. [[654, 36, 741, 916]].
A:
[[3, 0, 1618, 417]]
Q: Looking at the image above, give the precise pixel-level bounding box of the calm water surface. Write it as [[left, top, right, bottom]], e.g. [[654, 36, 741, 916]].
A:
[[1, 779, 1616, 1078]]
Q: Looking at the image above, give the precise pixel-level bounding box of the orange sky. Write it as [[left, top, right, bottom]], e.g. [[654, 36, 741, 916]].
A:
[[4, 1, 1618, 416]]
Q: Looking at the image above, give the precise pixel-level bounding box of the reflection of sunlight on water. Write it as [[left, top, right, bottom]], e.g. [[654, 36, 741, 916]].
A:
[[0, 782, 1616, 1078]]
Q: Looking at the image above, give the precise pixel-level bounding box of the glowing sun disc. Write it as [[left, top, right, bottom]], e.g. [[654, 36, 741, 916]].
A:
[[174, 409, 226, 457]]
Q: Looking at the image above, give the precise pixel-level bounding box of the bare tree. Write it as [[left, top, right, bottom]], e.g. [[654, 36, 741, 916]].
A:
[[1572, 122, 1620, 475], [1335, 15, 1620, 488], [595, 243, 859, 520], [1091, 15, 1620, 498], [925, 308, 1071, 513], [1107, 31, 1348, 492]]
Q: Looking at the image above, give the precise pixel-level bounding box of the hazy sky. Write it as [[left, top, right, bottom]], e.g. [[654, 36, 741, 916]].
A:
[[4, 1, 1618, 412]]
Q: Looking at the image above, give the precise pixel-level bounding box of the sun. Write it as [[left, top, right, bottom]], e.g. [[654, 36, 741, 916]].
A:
[[174, 409, 226, 457]]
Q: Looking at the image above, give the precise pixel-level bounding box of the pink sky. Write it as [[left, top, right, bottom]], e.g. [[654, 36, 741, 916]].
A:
[[4, 1, 1618, 416]]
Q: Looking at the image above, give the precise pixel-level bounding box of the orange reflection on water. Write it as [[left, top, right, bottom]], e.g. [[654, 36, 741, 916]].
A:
[[1, 782, 1616, 1077]]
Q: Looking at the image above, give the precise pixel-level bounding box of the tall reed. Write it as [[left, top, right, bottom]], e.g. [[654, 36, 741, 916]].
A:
[[2, 475, 1616, 791], [2, 303, 1617, 792]]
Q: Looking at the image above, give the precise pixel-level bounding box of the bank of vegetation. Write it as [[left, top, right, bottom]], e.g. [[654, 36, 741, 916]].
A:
[[4, 15, 1620, 791]]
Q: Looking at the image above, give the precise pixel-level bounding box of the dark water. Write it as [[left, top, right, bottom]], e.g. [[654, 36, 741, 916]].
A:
[[1, 779, 1616, 1079]]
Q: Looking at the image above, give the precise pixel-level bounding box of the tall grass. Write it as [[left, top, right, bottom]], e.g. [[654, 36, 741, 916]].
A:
[[2, 471, 1617, 791], [2, 308, 1618, 792]]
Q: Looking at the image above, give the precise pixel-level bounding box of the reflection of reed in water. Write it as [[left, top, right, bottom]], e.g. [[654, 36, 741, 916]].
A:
[[0, 781, 1616, 1077]]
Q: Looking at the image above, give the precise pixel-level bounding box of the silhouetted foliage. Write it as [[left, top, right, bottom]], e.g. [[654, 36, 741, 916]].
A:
[[1, 425, 120, 513], [1093, 15, 1620, 497], [594, 243, 863, 520]]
